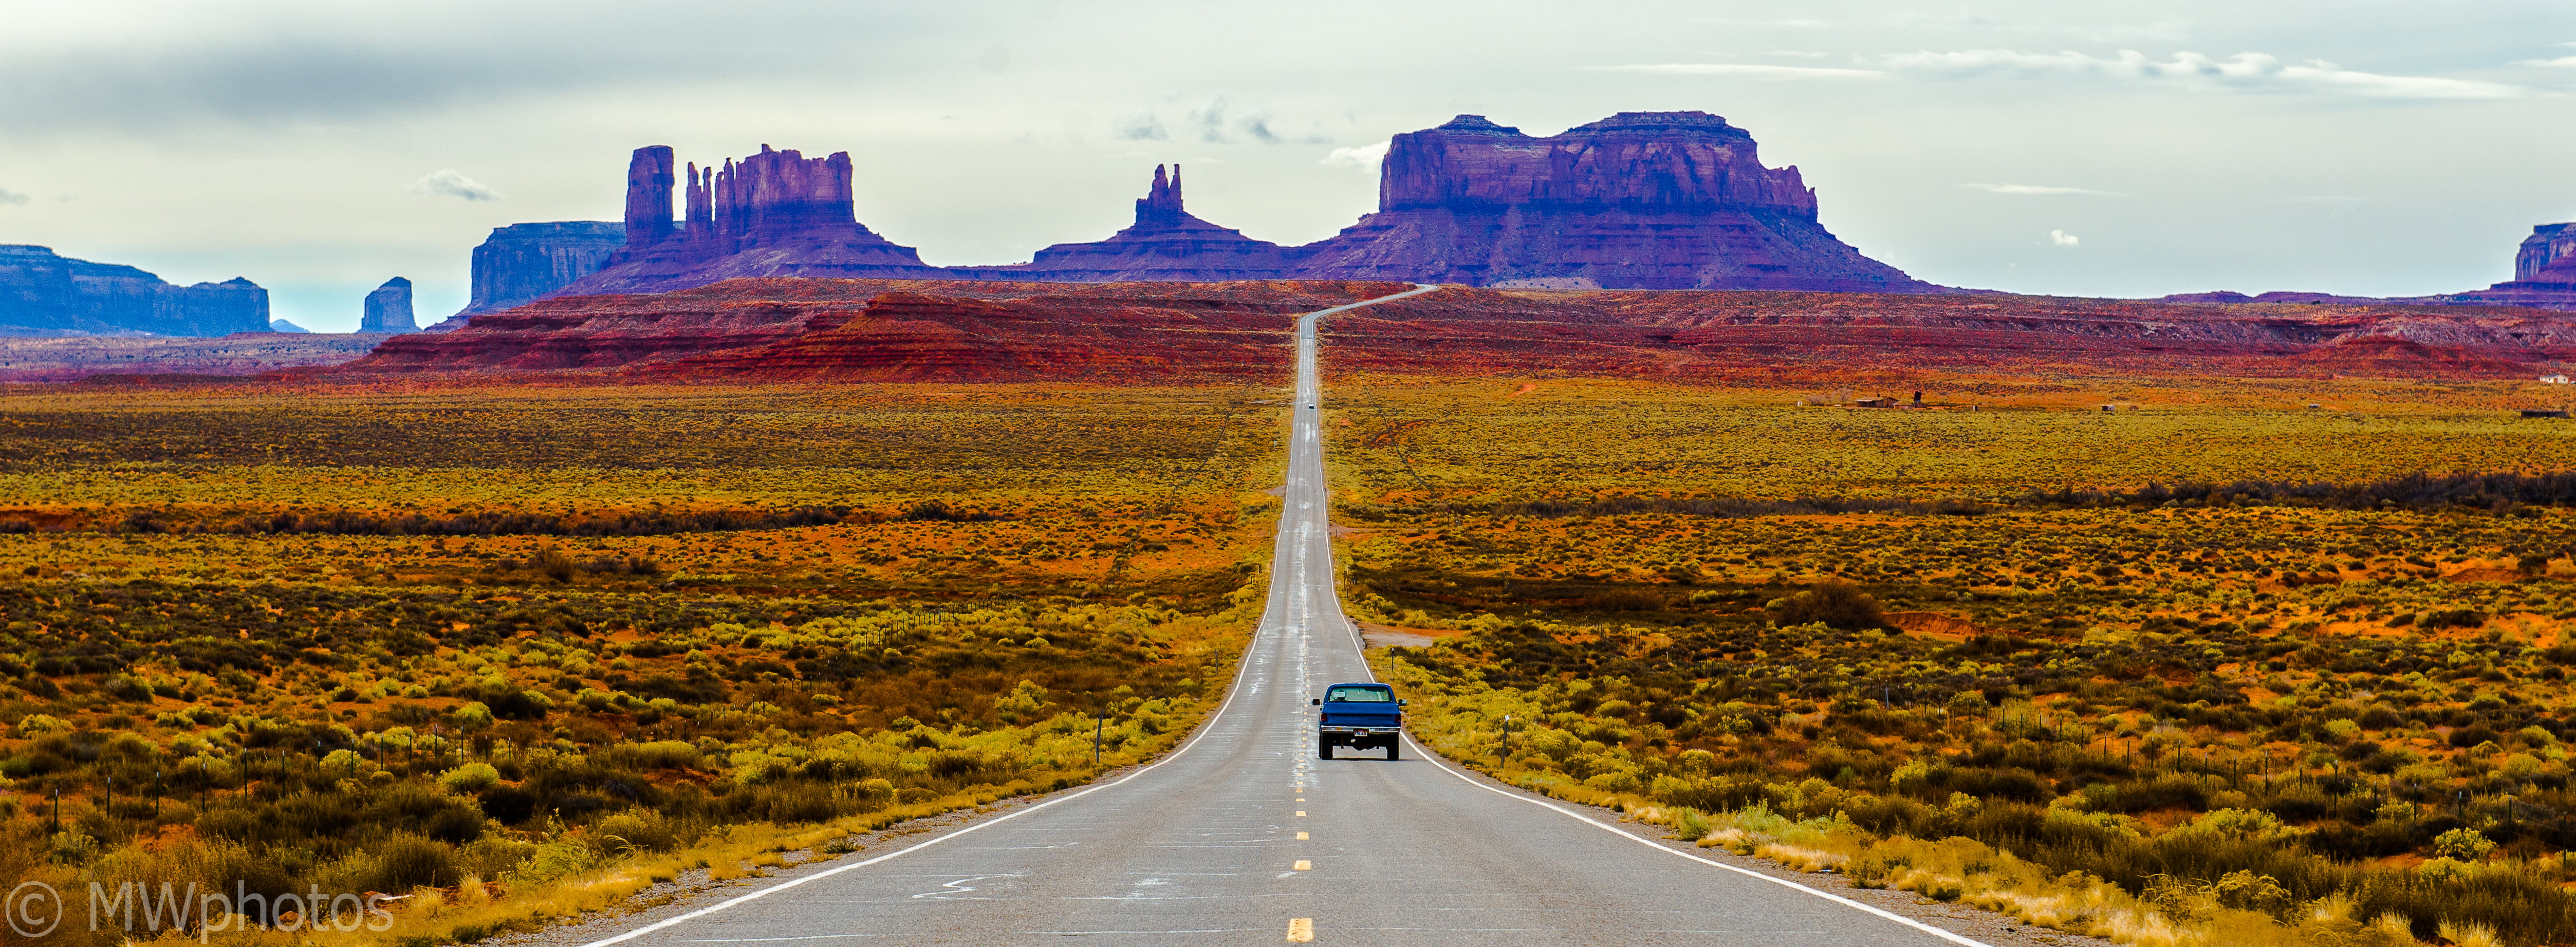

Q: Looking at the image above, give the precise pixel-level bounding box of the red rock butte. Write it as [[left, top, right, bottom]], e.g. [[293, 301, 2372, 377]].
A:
[[955, 165, 1299, 283], [1292, 112, 1926, 291], [555, 144, 945, 302], [421, 108, 2576, 333], [471, 112, 1937, 317]]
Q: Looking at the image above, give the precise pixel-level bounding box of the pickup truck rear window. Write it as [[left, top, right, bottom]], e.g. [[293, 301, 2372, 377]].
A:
[[1326, 686, 1393, 702]]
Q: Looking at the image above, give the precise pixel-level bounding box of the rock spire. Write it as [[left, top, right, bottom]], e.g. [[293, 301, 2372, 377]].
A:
[[1135, 164, 1184, 227], [360, 277, 417, 333], [622, 146, 678, 249]]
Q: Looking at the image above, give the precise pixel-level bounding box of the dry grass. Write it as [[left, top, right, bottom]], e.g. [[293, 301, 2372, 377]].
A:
[[1355, 375, 2576, 945], [0, 382, 1285, 944]]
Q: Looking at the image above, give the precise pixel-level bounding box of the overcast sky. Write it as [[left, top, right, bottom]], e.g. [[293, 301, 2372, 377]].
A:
[[3, 1, 2571, 331]]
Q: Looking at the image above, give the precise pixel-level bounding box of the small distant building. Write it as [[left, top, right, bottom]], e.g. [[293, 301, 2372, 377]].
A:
[[1855, 396, 1898, 408], [2544, 375, 2570, 384], [2522, 408, 2570, 418]]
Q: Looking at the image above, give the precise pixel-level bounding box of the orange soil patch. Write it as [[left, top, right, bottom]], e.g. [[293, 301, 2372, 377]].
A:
[[2442, 566, 2525, 583], [1883, 610, 2001, 642], [1359, 622, 1464, 649]]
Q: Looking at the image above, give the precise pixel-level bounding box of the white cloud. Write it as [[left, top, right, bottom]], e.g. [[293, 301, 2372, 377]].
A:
[[1596, 63, 1885, 80], [1882, 49, 2534, 99], [1886, 12, 2193, 44], [1962, 182, 2124, 196], [1323, 140, 1388, 171], [1189, 98, 1230, 143], [0, 186, 26, 206], [2050, 229, 2081, 247], [1112, 109, 1167, 141], [2517, 55, 2576, 68], [404, 169, 498, 201]]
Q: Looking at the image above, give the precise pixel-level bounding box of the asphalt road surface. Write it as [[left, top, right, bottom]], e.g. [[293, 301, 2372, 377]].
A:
[[581, 285, 1990, 946]]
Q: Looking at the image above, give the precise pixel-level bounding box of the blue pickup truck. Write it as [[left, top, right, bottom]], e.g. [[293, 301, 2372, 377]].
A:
[[1312, 681, 1404, 759]]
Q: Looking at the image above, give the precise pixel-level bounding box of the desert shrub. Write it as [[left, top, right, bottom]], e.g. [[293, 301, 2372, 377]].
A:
[[1669, 807, 1714, 841], [2420, 609, 2489, 630], [900, 500, 1000, 523], [1587, 589, 1670, 612], [533, 546, 577, 582], [1767, 582, 1886, 631], [364, 782, 487, 843], [1650, 777, 1769, 813], [457, 837, 539, 880], [2433, 827, 2496, 861], [720, 782, 841, 825], [594, 808, 682, 852], [439, 762, 502, 792], [928, 750, 986, 778], [363, 833, 462, 892], [601, 740, 700, 770]]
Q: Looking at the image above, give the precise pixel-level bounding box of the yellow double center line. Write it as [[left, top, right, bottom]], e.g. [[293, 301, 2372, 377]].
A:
[[1288, 790, 1313, 941]]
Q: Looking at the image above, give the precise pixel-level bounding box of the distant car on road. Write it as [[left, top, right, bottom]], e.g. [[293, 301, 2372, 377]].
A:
[[1312, 682, 1404, 759]]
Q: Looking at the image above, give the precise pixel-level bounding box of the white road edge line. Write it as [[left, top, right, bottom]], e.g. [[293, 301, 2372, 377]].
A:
[[1307, 284, 1438, 686], [568, 283, 1440, 947], [1324, 281, 1995, 947], [1402, 733, 1996, 947]]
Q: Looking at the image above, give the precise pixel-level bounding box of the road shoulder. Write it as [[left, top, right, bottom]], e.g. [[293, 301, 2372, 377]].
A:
[[1415, 747, 2122, 947], [482, 760, 1153, 947]]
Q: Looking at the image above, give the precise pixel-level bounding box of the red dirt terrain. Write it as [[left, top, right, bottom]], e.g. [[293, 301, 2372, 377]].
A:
[[339, 279, 1412, 382], [327, 279, 2576, 384], [1322, 288, 2576, 381]]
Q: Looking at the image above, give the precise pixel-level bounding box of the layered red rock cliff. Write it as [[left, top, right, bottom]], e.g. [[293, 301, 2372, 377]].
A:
[[340, 276, 2576, 384], [1315, 287, 2576, 379], [433, 221, 626, 328], [1294, 113, 1925, 292], [342, 278, 1411, 381], [0, 244, 270, 336], [2441, 222, 2576, 308], [2162, 221, 2576, 311]]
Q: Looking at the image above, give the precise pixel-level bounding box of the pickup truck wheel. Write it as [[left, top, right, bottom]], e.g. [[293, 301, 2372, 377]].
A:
[[1386, 740, 1400, 761], [1317, 738, 1332, 760]]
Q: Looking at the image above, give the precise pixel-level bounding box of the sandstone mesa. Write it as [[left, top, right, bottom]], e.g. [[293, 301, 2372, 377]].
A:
[[444, 111, 1936, 324], [0, 244, 270, 337]]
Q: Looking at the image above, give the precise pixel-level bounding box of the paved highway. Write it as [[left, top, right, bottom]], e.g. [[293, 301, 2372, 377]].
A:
[[581, 285, 1989, 945]]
